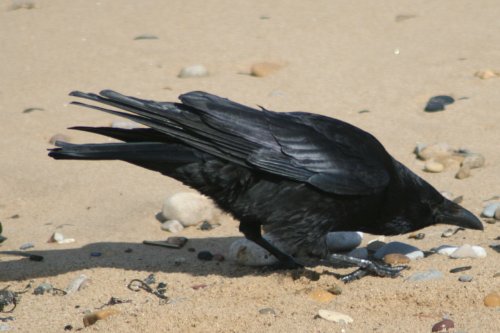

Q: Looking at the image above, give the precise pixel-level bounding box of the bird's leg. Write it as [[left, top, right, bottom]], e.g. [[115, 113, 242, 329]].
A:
[[239, 221, 302, 269], [328, 254, 407, 283]]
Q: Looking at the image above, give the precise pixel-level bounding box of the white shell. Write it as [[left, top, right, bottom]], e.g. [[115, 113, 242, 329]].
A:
[[318, 309, 353, 324]]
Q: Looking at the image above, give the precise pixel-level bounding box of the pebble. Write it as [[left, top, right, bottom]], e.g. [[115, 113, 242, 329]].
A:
[[455, 165, 471, 179], [48, 232, 75, 244], [144, 274, 156, 285], [458, 275, 473, 282], [462, 153, 485, 169], [449, 266, 472, 273], [49, 133, 71, 145], [408, 233, 425, 240], [228, 238, 278, 266], [406, 269, 443, 282], [34, 283, 53, 295], [383, 253, 410, 265], [83, 309, 120, 327], [197, 251, 213, 261], [416, 143, 453, 161], [326, 231, 363, 252], [433, 245, 458, 256], [424, 95, 455, 112], [449, 244, 487, 259], [441, 228, 455, 238], [9, 0, 36, 10], [19, 242, 34, 250], [199, 221, 213, 231], [212, 253, 225, 262], [347, 247, 369, 260], [178, 64, 209, 78], [366, 240, 386, 253], [482, 202, 500, 218], [250, 62, 282, 77], [374, 242, 423, 260], [474, 69, 500, 79], [0, 324, 10, 332], [161, 220, 184, 233], [161, 192, 219, 227], [424, 159, 444, 173], [308, 288, 335, 303], [133, 34, 158, 40], [431, 318, 454, 332], [259, 307, 276, 315], [483, 292, 500, 307], [66, 274, 90, 294], [495, 207, 500, 220], [90, 252, 102, 257], [317, 309, 353, 324], [64, 324, 73, 331]]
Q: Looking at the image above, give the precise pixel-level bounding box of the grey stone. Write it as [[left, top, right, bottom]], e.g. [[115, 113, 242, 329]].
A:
[[326, 231, 363, 252], [482, 202, 500, 218], [406, 269, 443, 282], [458, 275, 473, 282], [374, 241, 423, 260]]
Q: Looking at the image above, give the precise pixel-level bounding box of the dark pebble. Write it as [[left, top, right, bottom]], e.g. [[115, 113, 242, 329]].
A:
[[431, 319, 454, 332], [144, 274, 156, 285], [64, 324, 73, 331], [166, 236, 188, 248], [23, 107, 45, 114], [134, 34, 159, 40], [124, 248, 133, 253], [450, 266, 472, 273], [157, 282, 167, 289], [424, 95, 455, 112], [213, 253, 225, 262], [34, 283, 53, 295], [188, 247, 196, 252], [199, 221, 213, 231], [90, 252, 102, 257], [197, 251, 213, 261]]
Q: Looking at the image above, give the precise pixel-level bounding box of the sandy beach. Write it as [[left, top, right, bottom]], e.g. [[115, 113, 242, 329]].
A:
[[1, 1, 499, 332]]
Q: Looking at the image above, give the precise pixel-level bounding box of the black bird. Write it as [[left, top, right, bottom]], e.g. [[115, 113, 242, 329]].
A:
[[49, 90, 483, 280]]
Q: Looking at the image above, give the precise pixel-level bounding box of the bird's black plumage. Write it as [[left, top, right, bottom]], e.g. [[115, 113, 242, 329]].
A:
[[49, 90, 483, 267]]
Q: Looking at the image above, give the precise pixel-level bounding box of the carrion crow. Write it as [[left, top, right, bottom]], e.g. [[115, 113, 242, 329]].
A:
[[48, 91, 483, 280]]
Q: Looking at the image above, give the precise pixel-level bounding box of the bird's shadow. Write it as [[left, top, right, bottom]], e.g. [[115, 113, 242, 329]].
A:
[[0, 236, 276, 282]]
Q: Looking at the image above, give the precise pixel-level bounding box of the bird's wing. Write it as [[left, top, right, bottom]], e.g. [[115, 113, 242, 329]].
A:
[[70, 90, 390, 195]]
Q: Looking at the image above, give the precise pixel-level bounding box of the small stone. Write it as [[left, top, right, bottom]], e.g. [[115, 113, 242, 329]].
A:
[[197, 251, 213, 261], [483, 292, 500, 307], [228, 238, 278, 266], [192, 284, 207, 290], [431, 318, 454, 332], [64, 324, 73, 331], [144, 274, 156, 285], [495, 207, 500, 220], [383, 253, 410, 265], [406, 269, 443, 282], [326, 231, 363, 252], [90, 252, 102, 257], [366, 240, 386, 253], [212, 253, 225, 262], [424, 95, 455, 112], [424, 160, 444, 173], [259, 307, 276, 315], [346, 247, 368, 260], [83, 309, 120, 327], [317, 309, 353, 324], [250, 62, 283, 77], [0, 324, 10, 332], [178, 64, 209, 78], [374, 242, 423, 260], [308, 288, 335, 303], [441, 228, 455, 238], [49, 133, 71, 145], [161, 220, 184, 233], [34, 283, 53, 295], [493, 272, 500, 278], [462, 153, 485, 169], [161, 192, 219, 227], [458, 275, 473, 282], [166, 236, 188, 248], [433, 245, 458, 256], [199, 221, 213, 231], [455, 165, 471, 179], [9, 0, 36, 10], [449, 244, 487, 259], [408, 233, 425, 240], [449, 266, 472, 273], [66, 274, 90, 294], [327, 284, 342, 295], [48, 232, 64, 243], [19, 242, 34, 250], [482, 202, 500, 218], [173, 257, 186, 266], [474, 70, 500, 79], [134, 34, 158, 40], [416, 143, 453, 161]]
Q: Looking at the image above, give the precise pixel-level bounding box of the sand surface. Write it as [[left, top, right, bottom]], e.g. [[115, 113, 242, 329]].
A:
[[1, 0, 499, 332]]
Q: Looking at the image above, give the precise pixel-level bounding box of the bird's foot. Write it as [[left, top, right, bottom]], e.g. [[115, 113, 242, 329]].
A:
[[328, 254, 407, 283]]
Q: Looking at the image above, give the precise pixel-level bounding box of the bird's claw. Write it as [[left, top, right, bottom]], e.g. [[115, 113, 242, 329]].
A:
[[328, 254, 407, 283]]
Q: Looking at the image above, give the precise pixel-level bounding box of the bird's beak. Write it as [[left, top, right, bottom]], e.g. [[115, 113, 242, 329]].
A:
[[435, 199, 483, 230]]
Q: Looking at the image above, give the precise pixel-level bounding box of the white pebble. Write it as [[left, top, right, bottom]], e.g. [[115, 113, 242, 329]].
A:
[[228, 238, 278, 266], [66, 274, 89, 294], [161, 192, 219, 227], [178, 64, 209, 78], [450, 244, 487, 259], [49, 232, 64, 243], [424, 160, 444, 173], [161, 220, 184, 233], [318, 309, 353, 324], [482, 202, 500, 218], [326, 232, 363, 252], [434, 245, 458, 256], [374, 241, 423, 260]]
